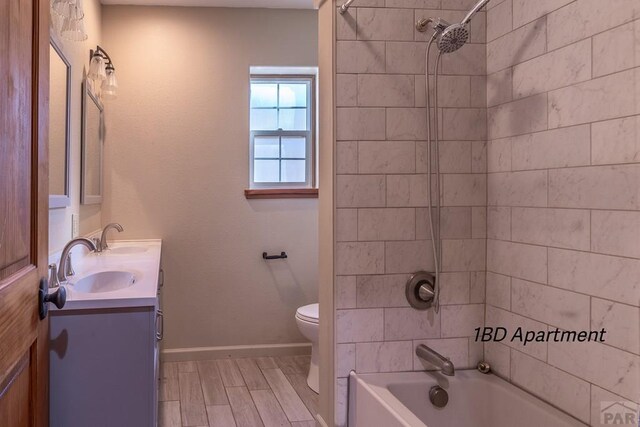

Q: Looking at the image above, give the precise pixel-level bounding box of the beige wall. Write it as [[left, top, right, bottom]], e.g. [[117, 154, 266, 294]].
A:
[[333, 2, 487, 425], [485, 0, 639, 425], [49, 0, 103, 253], [101, 6, 319, 351]]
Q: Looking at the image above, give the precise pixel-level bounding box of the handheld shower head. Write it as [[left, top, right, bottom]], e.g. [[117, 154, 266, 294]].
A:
[[435, 0, 490, 53]]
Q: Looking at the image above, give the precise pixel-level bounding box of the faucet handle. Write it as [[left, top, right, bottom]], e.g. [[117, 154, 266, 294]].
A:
[[64, 254, 75, 277], [92, 237, 102, 253], [48, 264, 61, 289]]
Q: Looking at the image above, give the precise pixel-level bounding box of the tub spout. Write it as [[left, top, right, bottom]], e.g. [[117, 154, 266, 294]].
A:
[[416, 344, 455, 376]]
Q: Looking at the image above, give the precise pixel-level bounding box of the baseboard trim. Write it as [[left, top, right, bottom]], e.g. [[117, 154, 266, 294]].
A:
[[161, 342, 312, 361]]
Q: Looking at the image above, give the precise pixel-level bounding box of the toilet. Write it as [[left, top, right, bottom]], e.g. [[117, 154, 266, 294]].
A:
[[295, 303, 319, 393]]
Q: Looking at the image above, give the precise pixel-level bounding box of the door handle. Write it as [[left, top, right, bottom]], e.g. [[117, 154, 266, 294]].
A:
[[39, 278, 67, 320]]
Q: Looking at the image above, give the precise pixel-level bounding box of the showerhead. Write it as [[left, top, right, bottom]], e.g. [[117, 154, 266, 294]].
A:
[[434, 0, 490, 53], [437, 23, 469, 53]]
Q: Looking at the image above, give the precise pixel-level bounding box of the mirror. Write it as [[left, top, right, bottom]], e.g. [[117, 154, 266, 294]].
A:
[[49, 41, 71, 208], [81, 81, 104, 205]]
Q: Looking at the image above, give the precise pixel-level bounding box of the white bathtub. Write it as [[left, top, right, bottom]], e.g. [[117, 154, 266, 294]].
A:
[[348, 370, 586, 427]]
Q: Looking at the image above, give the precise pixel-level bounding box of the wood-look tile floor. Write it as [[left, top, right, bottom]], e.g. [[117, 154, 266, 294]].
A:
[[159, 356, 318, 427]]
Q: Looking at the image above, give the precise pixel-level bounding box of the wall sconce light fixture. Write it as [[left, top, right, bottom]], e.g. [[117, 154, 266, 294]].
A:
[[89, 46, 118, 100], [51, 0, 88, 42]]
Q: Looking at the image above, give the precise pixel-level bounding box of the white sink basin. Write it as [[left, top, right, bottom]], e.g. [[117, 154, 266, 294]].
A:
[[108, 246, 148, 255], [73, 271, 136, 293]]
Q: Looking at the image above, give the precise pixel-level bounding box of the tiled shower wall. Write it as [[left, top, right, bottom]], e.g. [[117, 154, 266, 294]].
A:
[[334, 0, 487, 424], [484, 0, 640, 426]]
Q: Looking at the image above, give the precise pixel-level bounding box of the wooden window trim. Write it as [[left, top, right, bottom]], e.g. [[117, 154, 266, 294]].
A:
[[244, 188, 318, 199]]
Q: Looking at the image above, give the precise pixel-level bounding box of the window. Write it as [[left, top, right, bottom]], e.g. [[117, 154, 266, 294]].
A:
[[249, 75, 315, 190]]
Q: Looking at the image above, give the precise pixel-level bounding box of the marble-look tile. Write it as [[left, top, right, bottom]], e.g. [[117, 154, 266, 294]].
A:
[[487, 0, 512, 42], [438, 272, 470, 305], [592, 116, 640, 165], [548, 69, 637, 129], [548, 248, 640, 307], [356, 341, 413, 373], [336, 276, 357, 309], [415, 208, 436, 240], [484, 342, 510, 379], [488, 93, 548, 140], [442, 108, 487, 140], [336, 7, 357, 41], [591, 298, 640, 355], [336, 344, 356, 378], [442, 0, 482, 10], [385, 240, 435, 274], [468, 338, 484, 366], [337, 107, 386, 141], [357, 74, 414, 107], [487, 170, 547, 207], [513, 39, 591, 99], [511, 207, 590, 250], [486, 18, 546, 74], [385, 0, 440, 8], [336, 209, 357, 242], [591, 210, 640, 258], [511, 350, 591, 423], [442, 174, 487, 207], [487, 68, 513, 108], [486, 272, 511, 310], [546, 0, 638, 51], [548, 340, 640, 402], [469, 272, 486, 303], [471, 207, 486, 238], [386, 174, 429, 207], [336, 242, 384, 275], [437, 141, 472, 174], [487, 240, 547, 283], [487, 207, 511, 240], [439, 207, 472, 239], [549, 165, 640, 210], [510, 125, 591, 171], [441, 304, 484, 338], [335, 379, 348, 427], [442, 239, 486, 272], [358, 141, 415, 174], [387, 108, 428, 140], [336, 41, 385, 74], [336, 175, 386, 208], [487, 138, 511, 172], [385, 307, 440, 340], [470, 76, 487, 108], [336, 141, 358, 174], [358, 208, 415, 241], [386, 42, 429, 74], [435, 76, 472, 108], [356, 274, 410, 308], [590, 385, 640, 427], [336, 308, 384, 343], [357, 8, 414, 41], [413, 338, 469, 370], [441, 43, 487, 76], [337, 74, 357, 107], [471, 141, 487, 174], [512, 0, 573, 28], [511, 278, 590, 330], [593, 21, 637, 77], [485, 306, 548, 361]]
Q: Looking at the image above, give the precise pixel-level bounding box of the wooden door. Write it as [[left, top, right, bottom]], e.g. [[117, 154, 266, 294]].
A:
[[0, 0, 50, 425]]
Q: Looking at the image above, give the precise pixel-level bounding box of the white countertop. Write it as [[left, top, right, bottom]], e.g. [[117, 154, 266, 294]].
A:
[[51, 239, 162, 311]]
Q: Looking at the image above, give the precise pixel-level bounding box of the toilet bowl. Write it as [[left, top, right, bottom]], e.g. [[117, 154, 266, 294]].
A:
[[295, 303, 319, 393]]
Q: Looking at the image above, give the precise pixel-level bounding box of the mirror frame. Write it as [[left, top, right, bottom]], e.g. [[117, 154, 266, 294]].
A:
[[80, 80, 104, 205], [49, 39, 72, 209]]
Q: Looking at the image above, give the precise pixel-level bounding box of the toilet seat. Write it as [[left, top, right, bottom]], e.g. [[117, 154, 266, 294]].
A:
[[295, 303, 319, 324]]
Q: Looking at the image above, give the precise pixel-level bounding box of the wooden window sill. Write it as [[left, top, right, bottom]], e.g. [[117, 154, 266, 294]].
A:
[[244, 188, 318, 199]]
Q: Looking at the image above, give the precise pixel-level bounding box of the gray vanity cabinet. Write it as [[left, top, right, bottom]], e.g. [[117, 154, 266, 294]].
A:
[[50, 296, 162, 426]]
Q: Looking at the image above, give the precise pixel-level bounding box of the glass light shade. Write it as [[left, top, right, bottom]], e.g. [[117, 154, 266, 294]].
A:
[[88, 55, 106, 81], [59, 0, 87, 42], [51, 0, 73, 17], [101, 70, 118, 100]]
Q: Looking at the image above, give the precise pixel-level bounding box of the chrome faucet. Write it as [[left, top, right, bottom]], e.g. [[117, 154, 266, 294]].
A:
[[416, 344, 455, 376], [57, 238, 98, 283], [98, 223, 124, 252]]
